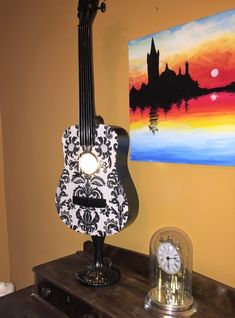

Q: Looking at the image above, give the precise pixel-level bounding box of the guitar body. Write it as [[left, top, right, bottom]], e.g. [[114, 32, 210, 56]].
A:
[[56, 123, 138, 236]]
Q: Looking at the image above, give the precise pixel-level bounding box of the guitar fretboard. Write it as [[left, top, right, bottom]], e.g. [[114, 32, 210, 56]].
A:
[[78, 23, 95, 147]]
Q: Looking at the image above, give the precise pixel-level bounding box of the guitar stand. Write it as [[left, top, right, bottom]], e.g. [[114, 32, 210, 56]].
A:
[[75, 235, 120, 287]]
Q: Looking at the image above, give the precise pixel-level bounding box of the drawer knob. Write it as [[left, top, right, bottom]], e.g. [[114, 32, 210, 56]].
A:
[[41, 287, 52, 298]]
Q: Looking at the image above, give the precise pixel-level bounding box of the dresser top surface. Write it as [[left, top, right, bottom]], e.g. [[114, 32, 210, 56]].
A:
[[32, 241, 235, 318]]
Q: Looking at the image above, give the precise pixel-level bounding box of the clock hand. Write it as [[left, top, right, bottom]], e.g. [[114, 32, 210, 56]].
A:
[[166, 256, 170, 270]]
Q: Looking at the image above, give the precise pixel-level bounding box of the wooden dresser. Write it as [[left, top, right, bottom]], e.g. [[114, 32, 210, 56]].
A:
[[0, 241, 234, 317]]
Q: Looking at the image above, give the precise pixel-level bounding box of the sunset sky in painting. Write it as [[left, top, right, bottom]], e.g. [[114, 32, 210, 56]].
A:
[[128, 9, 235, 90]]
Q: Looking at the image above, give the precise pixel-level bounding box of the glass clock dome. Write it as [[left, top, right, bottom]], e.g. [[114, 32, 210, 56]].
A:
[[144, 227, 196, 317]]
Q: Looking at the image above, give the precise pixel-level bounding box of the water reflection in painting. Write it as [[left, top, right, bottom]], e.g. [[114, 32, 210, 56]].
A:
[[130, 92, 235, 165], [129, 9, 235, 166]]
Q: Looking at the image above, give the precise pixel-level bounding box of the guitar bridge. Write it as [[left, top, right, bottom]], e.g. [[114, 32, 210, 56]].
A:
[[73, 196, 106, 208]]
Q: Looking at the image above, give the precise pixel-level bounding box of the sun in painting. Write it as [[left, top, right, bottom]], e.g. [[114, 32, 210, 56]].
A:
[[211, 68, 219, 77]]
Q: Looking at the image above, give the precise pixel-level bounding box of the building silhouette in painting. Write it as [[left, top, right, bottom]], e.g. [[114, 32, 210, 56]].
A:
[[130, 38, 204, 111], [130, 37, 235, 134]]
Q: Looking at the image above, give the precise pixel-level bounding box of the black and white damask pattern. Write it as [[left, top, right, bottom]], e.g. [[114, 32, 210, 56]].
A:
[[55, 124, 128, 236]]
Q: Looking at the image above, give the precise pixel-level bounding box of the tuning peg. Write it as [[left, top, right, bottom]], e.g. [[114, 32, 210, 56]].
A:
[[97, 2, 106, 13]]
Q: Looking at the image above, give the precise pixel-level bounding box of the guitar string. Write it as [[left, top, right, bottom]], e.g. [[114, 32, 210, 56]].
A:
[[78, 24, 82, 145], [87, 23, 94, 147], [85, 23, 91, 148], [80, 24, 87, 147], [82, 24, 88, 147], [84, 23, 89, 148], [90, 23, 95, 147], [82, 25, 86, 147], [79, 24, 85, 146]]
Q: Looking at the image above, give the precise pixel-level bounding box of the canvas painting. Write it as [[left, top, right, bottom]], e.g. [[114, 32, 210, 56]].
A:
[[129, 9, 235, 166]]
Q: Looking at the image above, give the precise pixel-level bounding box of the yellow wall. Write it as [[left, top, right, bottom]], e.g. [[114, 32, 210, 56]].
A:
[[0, 111, 10, 282], [0, 0, 234, 289]]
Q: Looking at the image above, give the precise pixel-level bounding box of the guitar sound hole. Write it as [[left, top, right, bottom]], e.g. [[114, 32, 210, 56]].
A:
[[73, 196, 106, 208]]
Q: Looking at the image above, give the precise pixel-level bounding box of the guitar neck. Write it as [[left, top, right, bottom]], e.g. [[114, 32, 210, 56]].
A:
[[78, 22, 95, 148]]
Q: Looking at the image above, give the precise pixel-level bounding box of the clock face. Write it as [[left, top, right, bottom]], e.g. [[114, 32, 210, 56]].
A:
[[157, 241, 182, 274]]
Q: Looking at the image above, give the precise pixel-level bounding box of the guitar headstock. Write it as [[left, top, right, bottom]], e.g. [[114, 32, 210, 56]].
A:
[[78, 0, 106, 25]]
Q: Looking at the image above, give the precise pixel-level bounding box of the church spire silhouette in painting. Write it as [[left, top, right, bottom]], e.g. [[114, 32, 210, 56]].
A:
[[130, 38, 202, 111], [147, 38, 159, 83]]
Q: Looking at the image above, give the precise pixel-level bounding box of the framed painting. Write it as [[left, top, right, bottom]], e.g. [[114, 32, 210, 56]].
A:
[[129, 9, 235, 166]]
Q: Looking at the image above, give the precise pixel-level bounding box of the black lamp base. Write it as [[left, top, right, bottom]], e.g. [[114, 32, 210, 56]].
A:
[[76, 263, 120, 287], [75, 235, 120, 287]]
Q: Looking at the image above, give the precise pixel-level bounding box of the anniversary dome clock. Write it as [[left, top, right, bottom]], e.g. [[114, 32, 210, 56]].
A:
[[144, 227, 196, 317]]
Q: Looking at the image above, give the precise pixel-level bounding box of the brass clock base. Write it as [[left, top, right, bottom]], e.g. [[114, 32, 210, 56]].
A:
[[144, 288, 197, 317]]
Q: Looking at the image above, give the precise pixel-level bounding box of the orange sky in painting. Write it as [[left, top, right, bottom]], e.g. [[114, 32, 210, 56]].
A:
[[165, 34, 235, 89], [129, 34, 235, 90]]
